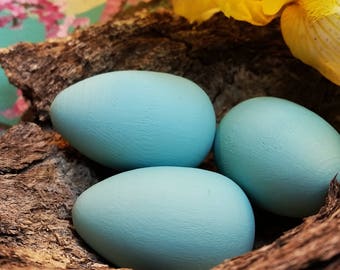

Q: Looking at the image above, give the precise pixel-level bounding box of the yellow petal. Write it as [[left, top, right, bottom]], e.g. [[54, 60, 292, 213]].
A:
[[172, 0, 277, 25], [281, 5, 340, 85], [298, 0, 340, 20], [214, 0, 277, 25], [262, 0, 294, 15], [171, 0, 221, 23], [65, 0, 106, 15]]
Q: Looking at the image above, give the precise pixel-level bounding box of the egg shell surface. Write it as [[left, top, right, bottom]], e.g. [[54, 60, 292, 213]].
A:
[[72, 166, 255, 270], [50, 71, 216, 170], [214, 97, 340, 217]]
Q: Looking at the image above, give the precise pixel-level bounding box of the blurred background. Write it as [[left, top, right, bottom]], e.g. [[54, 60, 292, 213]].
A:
[[0, 0, 151, 132]]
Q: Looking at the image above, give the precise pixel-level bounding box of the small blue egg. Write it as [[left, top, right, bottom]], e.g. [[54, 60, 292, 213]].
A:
[[214, 97, 340, 217], [72, 166, 255, 270], [50, 71, 216, 170]]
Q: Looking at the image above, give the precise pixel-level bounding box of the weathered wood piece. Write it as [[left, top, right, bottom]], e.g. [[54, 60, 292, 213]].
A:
[[0, 11, 339, 126], [0, 8, 339, 270], [0, 123, 114, 269]]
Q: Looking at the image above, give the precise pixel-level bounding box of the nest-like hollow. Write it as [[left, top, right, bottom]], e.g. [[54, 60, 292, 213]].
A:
[[0, 7, 339, 270]]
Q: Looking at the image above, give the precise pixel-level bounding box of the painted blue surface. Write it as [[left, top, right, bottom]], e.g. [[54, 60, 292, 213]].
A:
[[72, 166, 255, 269], [50, 71, 216, 170], [214, 97, 340, 217]]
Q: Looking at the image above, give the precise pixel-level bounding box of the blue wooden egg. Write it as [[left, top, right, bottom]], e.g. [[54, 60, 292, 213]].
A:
[[50, 71, 216, 170], [72, 167, 255, 270], [214, 97, 340, 217]]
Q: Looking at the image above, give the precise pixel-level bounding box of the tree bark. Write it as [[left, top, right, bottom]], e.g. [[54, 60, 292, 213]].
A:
[[0, 8, 339, 270]]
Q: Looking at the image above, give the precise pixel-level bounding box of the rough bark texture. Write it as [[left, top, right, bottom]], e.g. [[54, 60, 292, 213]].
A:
[[0, 11, 339, 127], [0, 7, 339, 270], [0, 123, 121, 269]]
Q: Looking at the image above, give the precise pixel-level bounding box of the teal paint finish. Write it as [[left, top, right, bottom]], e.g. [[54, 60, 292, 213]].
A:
[[0, 68, 18, 126], [0, 69, 17, 111], [79, 4, 105, 24], [0, 17, 45, 48], [50, 71, 216, 170], [72, 167, 255, 270], [214, 97, 340, 217]]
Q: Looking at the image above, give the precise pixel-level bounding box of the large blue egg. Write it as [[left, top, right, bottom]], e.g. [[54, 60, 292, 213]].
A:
[[72, 167, 255, 270], [50, 71, 216, 170], [214, 97, 340, 217]]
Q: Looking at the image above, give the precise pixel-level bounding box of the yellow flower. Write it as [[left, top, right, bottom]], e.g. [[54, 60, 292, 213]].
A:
[[172, 0, 277, 25], [172, 0, 340, 86], [172, 0, 221, 22]]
